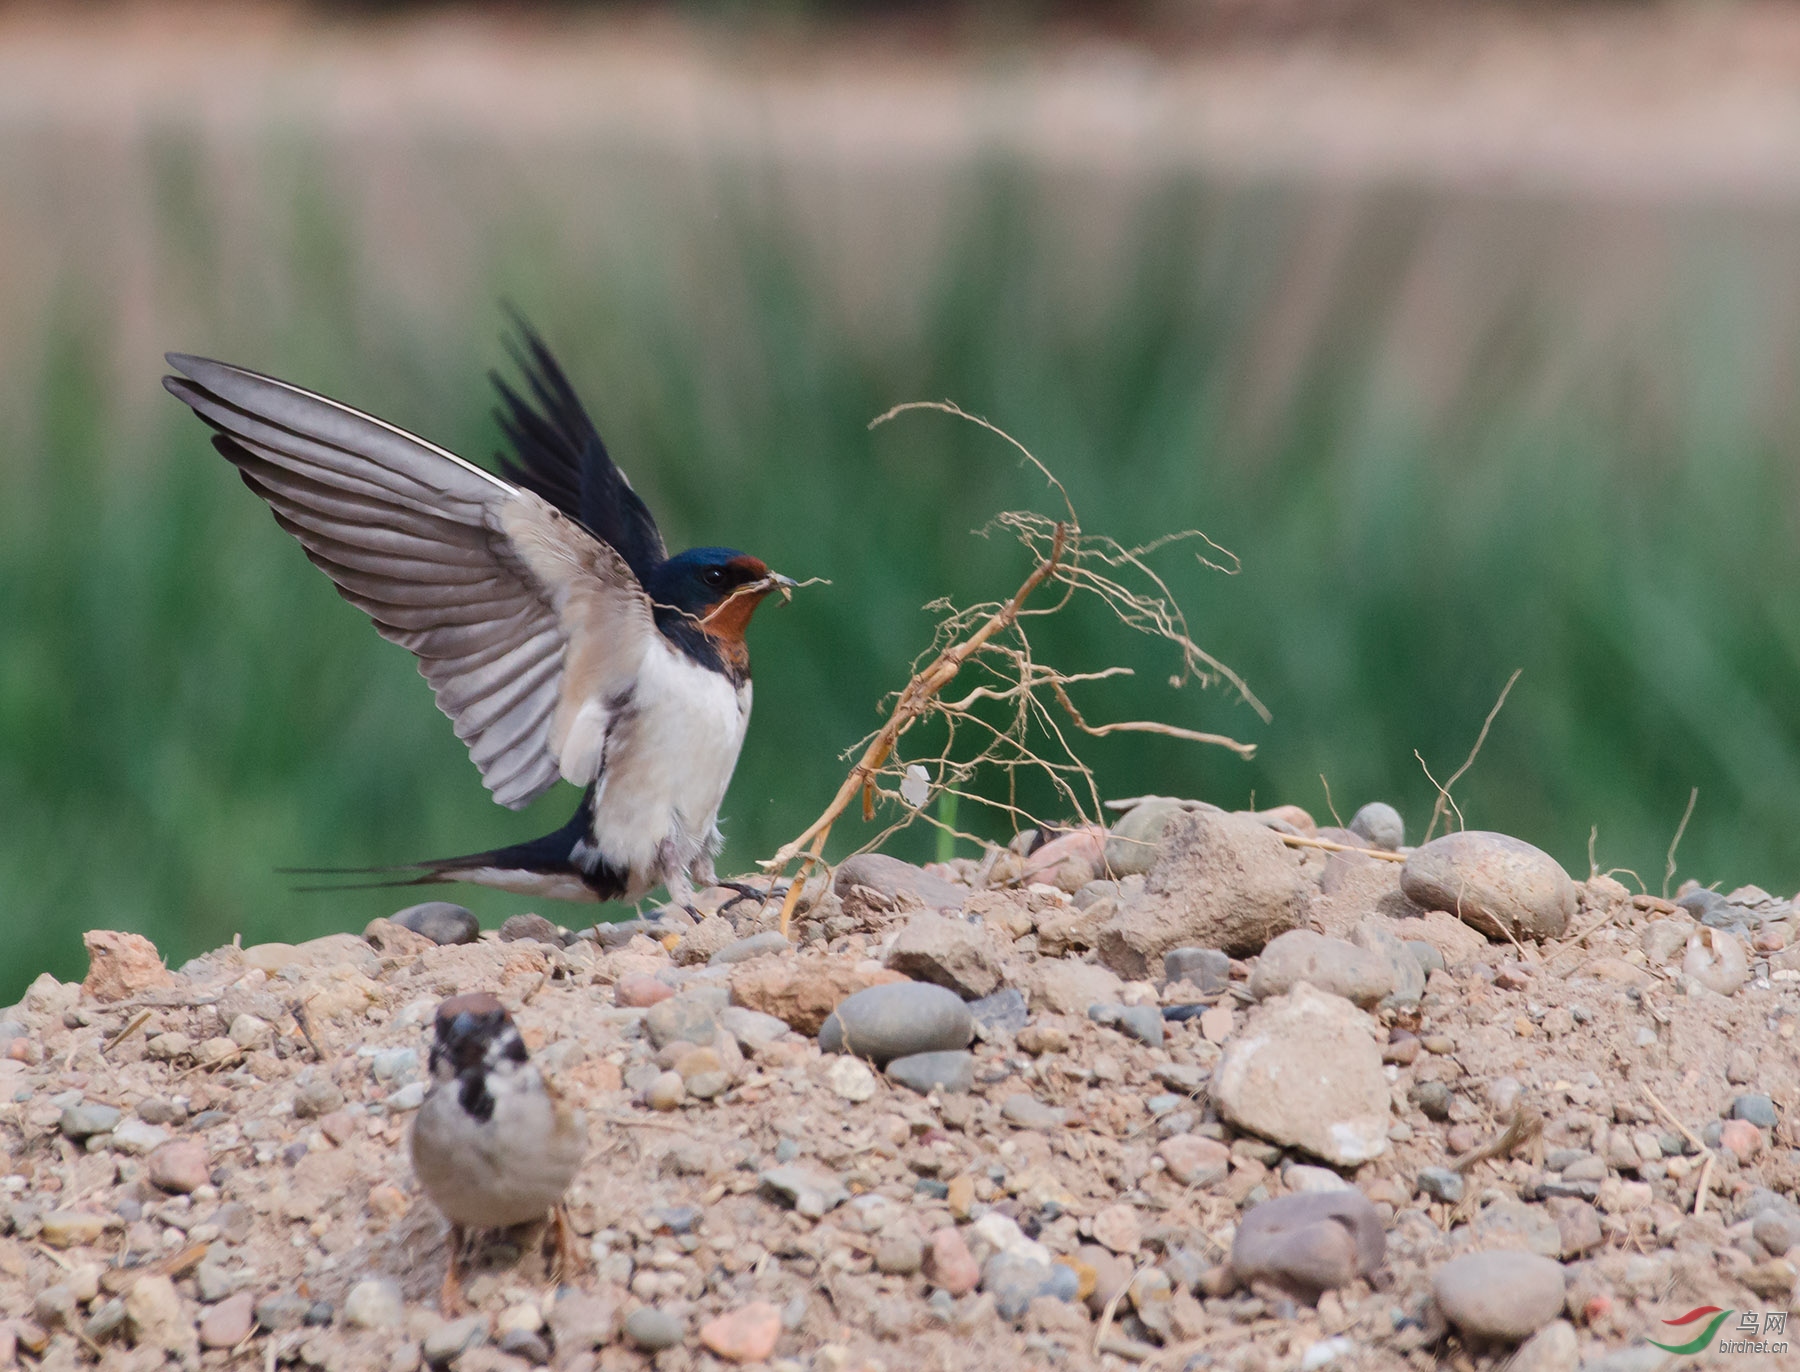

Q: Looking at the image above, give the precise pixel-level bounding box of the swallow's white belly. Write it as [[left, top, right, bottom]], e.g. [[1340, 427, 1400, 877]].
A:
[[588, 639, 751, 898]]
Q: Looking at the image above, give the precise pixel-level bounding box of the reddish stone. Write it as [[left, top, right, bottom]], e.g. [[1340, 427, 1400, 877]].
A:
[[698, 1302, 781, 1363], [81, 931, 173, 1002], [147, 1139, 210, 1195], [615, 975, 676, 1008], [199, 1291, 255, 1349], [1721, 1119, 1764, 1160], [923, 1227, 980, 1296]]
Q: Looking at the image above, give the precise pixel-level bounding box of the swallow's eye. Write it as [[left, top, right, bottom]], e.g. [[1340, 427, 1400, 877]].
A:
[[702, 567, 726, 588]]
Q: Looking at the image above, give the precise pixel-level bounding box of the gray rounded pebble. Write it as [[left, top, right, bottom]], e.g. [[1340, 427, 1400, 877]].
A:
[[423, 1315, 489, 1365], [1417, 1167, 1465, 1204], [967, 987, 1029, 1033], [1402, 831, 1575, 941], [1731, 1094, 1779, 1128], [1114, 1005, 1165, 1046], [1164, 946, 1231, 993], [1349, 802, 1405, 851], [499, 912, 561, 945], [818, 981, 974, 1065], [1432, 1250, 1566, 1343], [886, 1050, 975, 1095], [497, 1330, 551, 1365], [982, 1253, 1076, 1321], [60, 1103, 121, 1141], [644, 993, 723, 1050], [1000, 1093, 1068, 1130], [342, 1278, 404, 1331], [292, 1079, 345, 1119], [1405, 941, 1446, 976], [709, 931, 791, 966], [392, 901, 479, 946], [1230, 1190, 1386, 1297], [623, 1307, 685, 1351]]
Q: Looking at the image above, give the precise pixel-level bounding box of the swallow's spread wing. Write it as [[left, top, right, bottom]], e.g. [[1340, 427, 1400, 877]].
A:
[[490, 319, 667, 585], [164, 355, 655, 809]]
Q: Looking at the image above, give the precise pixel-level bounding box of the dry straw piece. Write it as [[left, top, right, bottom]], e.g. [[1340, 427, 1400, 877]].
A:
[[763, 400, 1262, 932]]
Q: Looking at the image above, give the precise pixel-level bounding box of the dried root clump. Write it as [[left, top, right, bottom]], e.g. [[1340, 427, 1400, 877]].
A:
[[765, 401, 1265, 930]]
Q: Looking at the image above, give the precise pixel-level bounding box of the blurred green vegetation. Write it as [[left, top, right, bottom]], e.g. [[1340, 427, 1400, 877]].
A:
[[7, 134, 1800, 1007]]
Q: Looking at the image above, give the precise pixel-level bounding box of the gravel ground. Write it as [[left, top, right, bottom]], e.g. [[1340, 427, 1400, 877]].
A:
[[2, 799, 1798, 1372]]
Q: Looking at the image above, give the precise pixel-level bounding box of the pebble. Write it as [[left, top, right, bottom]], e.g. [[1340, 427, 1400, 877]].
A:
[[1000, 1093, 1068, 1131], [1104, 797, 1194, 876], [1352, 918, 1425, 1004], [41, 1210, 110, 1248], [647, 1071, 685, 1111], [371, 1046, 419, 1083], [876, 1232, 926, 1275], [759, 1165, 849, 1217], [615, 973, 675, 1008], [498, 1330, 551, 1365], [1032, 958, 1125, 1013], [886, 1050, 975, 1095], [59, 1102, 120, 1141], [645, 991, 726, 1049], [699, 1301, 782, 1363], [499, 912, 561, 944], [982, 1252, 1080, 1321], [925, 1227, 981, 1294], [1416, 1167, 1465, 1203], [1685, 927, 1748, 995], [834, 852, 967, 910], [710, 931, 791, 966], [886, 911, 1002, 998], [293, 1079, 345, 1118], [967, 987, 1029, 1033], [391, 901, 479, 946], [1230, 1190, 1386, 1297], [826, 1055, 878, 1102], [254, 1295, 310, 1332], [199, 1291, 255, 1349], [1250, 930, 1393, 1008], [147, 1138, 210, 1194], [1432, 1250, 1566, 1342], [1641, 919, 1692, 963], [1113, 1004, 1165, 1045], [343, 1279, 404, 1330], [1348, 802, 1405, 850], [109, 1118, 170, 1154], [1401, 831, 1575, 940], [1409, 1081, 1453, 1121], [1156, 1134, 1230, 1187], [1211, 983, 1390, 1165], [123, 1273, 188, 1354], [1753, 1210, 1800, 1256], [422, 1315, 488, 1364], [1506, 1320, 1578, 1372], [818, 981, 974, 1065], [1731, 1093, 1779, 1128], [1300, 1335, 1358, 1371], [81, 929, 174, 1001], [1284, 1164, 1352, 1194], [1163, 946, 1231, 993], [623, 1307, 684, 1351], [1091, 1203, 1141, 1254], [1720, 1119, 1763, 1159], [1099, 809, 1309, 967]]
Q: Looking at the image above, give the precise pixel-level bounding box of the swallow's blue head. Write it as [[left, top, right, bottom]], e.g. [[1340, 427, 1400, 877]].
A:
[[645, 547, 793, 638]]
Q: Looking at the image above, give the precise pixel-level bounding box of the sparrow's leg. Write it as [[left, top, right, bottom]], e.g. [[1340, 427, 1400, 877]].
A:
[[547, 1204, 581, 1284], [440, 1223, 468, 1316]]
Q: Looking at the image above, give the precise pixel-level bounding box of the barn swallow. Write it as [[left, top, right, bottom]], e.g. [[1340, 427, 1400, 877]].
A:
[[410, 993, 587, 1313], [163, 323, 791, 909]]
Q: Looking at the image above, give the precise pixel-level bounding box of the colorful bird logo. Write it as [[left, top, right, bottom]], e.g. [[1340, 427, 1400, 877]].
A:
[[1649, 1306, 1732, 1355]]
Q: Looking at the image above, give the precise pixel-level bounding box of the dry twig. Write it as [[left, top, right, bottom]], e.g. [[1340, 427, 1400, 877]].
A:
[[1422, 668, 1522, 843], [1662, 787, 1699, 899]]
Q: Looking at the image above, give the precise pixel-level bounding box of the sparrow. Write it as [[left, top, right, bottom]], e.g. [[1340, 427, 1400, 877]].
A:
[[163, 322, 793, 909], [410, 992, 588, 1313]]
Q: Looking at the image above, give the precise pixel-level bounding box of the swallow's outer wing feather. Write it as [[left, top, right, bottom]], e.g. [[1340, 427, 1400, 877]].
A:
[[164, 354, 655, 809], [490, 319, 667, 584]]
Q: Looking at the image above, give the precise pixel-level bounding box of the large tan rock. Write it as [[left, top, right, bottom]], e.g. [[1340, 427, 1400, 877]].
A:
[[81, 931, 173, 1002], [729, 956, 904, 1035], [1096, 810, 1309, 974], [1210, 982, 1390, 1166], [1401, 831, 1575, 941], [885, 912, 1003, 999]]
